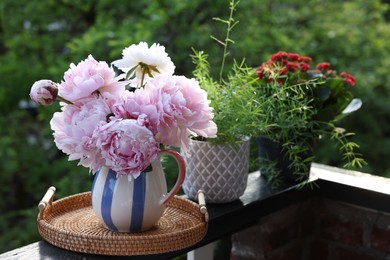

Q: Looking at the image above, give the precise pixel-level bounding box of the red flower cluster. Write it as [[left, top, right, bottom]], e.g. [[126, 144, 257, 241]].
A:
[[340, 72, 356, 86], [316, 62, 331, 71], [256, 51, 312, 80], [257, 51, 356, 87]]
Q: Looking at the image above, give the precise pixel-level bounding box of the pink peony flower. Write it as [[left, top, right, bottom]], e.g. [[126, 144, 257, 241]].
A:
[[140, 75, 217, 152], [50, 97, 112, 173], [30, 79, 59, 106], [113, 88, 164, 137], [93, 119, 159, 179], [112, 90, 143, 120], [173, 76, 217, 137], [59, 55, 126, 102]]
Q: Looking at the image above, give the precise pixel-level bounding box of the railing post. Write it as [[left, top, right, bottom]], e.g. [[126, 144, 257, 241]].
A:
[[187, 243, 214, 260]]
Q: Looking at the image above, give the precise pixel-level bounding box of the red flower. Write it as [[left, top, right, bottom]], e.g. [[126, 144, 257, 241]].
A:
[[286, 62, 298, 72], [287, 53, 300, 61], [299, 56, 312, 63], [271, 51, 287, 62], [326, 70, 337, 76], [280, 66, 288, 75], [340, 72, 356, 86], [299, 62, 310, 72], [256, 66, 265, 79], [256, 61, 273, 79], [316, 62, 331, 71]]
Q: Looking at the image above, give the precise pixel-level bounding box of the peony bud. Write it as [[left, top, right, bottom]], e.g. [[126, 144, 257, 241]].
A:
[[30, 79, 59, 106]]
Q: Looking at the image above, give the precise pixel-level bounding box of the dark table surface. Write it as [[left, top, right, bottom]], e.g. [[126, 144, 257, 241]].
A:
[[2, 164, 390, 260]]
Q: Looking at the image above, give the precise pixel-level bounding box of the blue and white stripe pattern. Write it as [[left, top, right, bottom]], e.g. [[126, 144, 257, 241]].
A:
[[91, 165, 166, 233]]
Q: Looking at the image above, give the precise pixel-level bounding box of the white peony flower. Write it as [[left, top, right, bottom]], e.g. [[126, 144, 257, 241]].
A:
[[112, 42, 175, 88]]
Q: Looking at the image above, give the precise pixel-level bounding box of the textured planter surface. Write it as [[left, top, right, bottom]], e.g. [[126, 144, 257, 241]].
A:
[[182, 139, 249, 203]]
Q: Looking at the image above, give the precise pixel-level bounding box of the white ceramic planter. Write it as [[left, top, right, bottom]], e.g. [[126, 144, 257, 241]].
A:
[[91, 150, 185, 232], [182, 138, 250, 203]]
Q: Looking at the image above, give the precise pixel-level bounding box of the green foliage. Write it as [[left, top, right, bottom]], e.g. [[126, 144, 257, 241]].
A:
[[255, 51, 366, 184], [0, 108, 92, 251], [1, 0, 390, 254], [210, 0, 240, 83], [231, 0, 390, 176], [191, 0, 264, 144], [257, 75, 366, 184], [192, 51, 263, 144], [330, 129, 366, 169]]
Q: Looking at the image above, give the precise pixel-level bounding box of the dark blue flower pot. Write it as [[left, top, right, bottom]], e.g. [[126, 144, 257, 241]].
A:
[[257, 137, 314, 184]]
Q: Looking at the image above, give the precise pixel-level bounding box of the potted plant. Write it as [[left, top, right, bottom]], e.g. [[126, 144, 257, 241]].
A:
[[182, 0, 264, 203], [255, 51, 366, 186]]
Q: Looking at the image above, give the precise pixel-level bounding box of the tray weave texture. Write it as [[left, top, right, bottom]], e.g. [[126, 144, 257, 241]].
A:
[[38, 191, 207, 256]]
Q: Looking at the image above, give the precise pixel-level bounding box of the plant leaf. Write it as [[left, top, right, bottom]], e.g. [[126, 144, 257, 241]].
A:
[[314, 86, 331, 101], [342, 98, 362, 114]]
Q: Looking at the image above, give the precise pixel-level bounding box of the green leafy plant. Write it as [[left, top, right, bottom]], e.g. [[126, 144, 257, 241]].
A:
[[256, 51, 367, 185], [191, 0, 263, 144]]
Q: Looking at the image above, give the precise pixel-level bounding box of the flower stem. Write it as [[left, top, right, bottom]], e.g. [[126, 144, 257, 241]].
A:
[[218, 0, 239, 84], [57, 96, 73, 105]]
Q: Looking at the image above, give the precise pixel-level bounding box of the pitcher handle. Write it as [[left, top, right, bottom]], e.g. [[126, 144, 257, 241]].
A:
[[160, 149, 186, 205]]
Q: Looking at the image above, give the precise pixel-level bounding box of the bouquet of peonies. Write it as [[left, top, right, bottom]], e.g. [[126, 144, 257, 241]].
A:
[[30, 42, 217, 180]]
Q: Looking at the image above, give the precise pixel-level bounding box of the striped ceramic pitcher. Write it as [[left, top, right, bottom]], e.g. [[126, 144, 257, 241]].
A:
[[91, 149, 185, 232]]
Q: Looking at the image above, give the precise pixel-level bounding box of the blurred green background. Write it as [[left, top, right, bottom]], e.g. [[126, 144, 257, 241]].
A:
[[1, 0, 390, 254]]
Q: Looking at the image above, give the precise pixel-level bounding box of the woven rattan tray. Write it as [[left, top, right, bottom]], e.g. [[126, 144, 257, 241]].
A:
[[37, 187, 208, 256]]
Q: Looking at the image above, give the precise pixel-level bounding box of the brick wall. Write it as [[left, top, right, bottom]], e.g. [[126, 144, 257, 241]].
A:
[[231, 198, 390, 260]]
